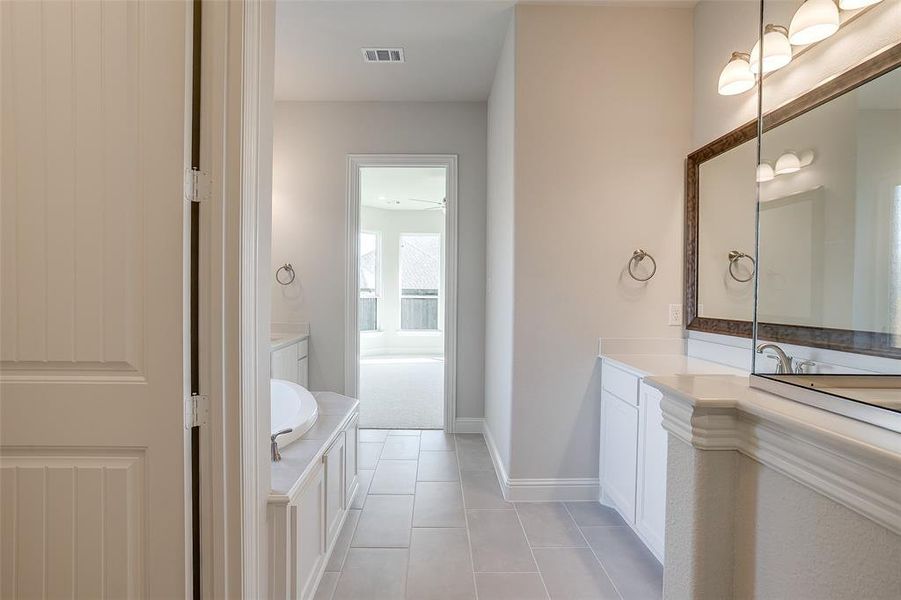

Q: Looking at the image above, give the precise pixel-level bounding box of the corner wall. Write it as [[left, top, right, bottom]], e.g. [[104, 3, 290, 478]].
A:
[[509, 5, 693, 480], [484, 15, 516, 474], [271, 101, 488, 421]]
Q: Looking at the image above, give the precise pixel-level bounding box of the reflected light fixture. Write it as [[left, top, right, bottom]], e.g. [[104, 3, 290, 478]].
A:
[[750, 25, 792, 74], [839, 0, 883, 9], [756, 162, 775, 182], [775, 152, 802, 174], [789, 0, 840, 45], [718, 52, 755, 96]]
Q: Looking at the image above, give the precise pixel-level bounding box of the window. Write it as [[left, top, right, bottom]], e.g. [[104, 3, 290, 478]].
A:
[[399, 233, 440, 330], [360, 231, 380, 332]]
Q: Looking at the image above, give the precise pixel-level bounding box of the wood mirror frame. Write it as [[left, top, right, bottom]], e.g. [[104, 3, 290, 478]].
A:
[[684, 42, 901, 359]]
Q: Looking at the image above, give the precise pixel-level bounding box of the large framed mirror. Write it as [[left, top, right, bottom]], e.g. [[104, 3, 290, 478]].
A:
[[685, 41, 901, 359]]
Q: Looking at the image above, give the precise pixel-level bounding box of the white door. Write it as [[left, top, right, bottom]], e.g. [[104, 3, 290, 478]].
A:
[[1, 1, 193, 597]]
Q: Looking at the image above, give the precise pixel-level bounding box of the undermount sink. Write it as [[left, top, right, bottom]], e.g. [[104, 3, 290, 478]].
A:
[[750, 373, 901, 433]]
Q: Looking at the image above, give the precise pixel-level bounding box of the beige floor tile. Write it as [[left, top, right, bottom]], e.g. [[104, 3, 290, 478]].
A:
[[532, 547, 619, 599], [412, 481, 466, 528], [352, 495, 414, 548], [360, 442, 384, 470], [381, 435, 421, 460], [370, 460, 418, 495], [565, 502, 626, 527], [474, 573, 549, 600], [360, 429, 390, 442], [406, 528, 476, 599], [332, 548, 408, 600], [515, 503, 586, 548], [420, 430, 456, 451], [461, 470, 510, 509], [582, 526, 663, 600], [456, 435, 494, 471], [389, 429, 422, 436], [467, 509, 536, 573], [417, 451, 460, 482], [313, 571, 339, 600], [326, 510, 361, 572]]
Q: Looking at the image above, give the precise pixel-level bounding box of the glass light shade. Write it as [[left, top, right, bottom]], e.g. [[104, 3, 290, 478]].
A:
[[718, 52, 755, 96], [789, 0, 840, 45], [839, 0, 882, 9], [750, 25, 792, 74], [775, 152, 801, 174], [756, 163, 775, 182]]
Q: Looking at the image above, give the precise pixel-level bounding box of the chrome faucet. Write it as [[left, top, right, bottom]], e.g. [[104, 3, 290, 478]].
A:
[[271, 428, 293, 462], [756, 343, 793, 374]]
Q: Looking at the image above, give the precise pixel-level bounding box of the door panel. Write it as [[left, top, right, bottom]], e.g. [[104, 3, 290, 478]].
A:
[[0, 1, 192, 597]]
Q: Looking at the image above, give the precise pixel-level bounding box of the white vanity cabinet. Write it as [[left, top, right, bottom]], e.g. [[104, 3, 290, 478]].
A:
[[271, 336, 310, 387], [599, 359, 665, 562], [269, 400, 360, 600]]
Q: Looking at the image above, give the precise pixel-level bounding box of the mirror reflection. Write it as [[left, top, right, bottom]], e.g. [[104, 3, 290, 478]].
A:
[[696, 66, 901, 344]]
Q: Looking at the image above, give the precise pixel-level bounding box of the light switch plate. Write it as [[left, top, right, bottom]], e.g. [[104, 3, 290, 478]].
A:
[[668, 304, 683, 326]]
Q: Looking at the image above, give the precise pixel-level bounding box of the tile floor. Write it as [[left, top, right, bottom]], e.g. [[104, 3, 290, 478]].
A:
[[315, 429, 663, 600]]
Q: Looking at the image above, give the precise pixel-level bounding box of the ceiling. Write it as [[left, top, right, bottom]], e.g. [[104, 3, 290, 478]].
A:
[[275, 1, 515, 102], [360, 167, 447, 211]]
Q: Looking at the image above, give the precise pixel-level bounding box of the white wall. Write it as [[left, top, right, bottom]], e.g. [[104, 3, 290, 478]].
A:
[[271, 101, 487, 420], [360, 206, 445, 357], [501, 5, 693, 480], [485, 15, 516, 472]]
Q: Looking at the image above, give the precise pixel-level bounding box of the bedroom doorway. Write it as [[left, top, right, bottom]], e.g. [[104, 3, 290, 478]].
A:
[[346, 155, 458, 430]]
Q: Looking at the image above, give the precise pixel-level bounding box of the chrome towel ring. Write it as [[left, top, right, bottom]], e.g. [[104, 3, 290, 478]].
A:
[[728, 250, 756, 283], [628, 249, 656, 282], [276, 263, 296, 285]]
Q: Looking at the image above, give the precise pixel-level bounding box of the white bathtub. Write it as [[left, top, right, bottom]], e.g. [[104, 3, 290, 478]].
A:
[[271, 379, 319, 448]]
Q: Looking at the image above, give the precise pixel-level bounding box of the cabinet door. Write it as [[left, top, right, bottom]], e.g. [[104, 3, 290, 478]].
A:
[[600, 390, 639, 523], [293, 462, 325, 600], [272, 343, 299, 382], [344, 414, 359, 502], [323, 432, 347, 550], [636, 384, 667, 561]]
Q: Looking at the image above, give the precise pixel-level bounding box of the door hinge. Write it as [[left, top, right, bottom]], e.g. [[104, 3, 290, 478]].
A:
[[185, 393, 209, 429], [184, 168, 211, 203]]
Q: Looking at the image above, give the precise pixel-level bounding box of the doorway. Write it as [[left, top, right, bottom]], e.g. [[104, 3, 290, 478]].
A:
[[346, 155, 458, 431]]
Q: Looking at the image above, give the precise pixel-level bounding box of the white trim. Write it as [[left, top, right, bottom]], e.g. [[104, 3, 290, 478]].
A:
[[345, 155, 459, 432], [651, 376, 901, 536], [200, 1, 274, 597], [482, 421, 600, 502], [454, 417, 486, 434]]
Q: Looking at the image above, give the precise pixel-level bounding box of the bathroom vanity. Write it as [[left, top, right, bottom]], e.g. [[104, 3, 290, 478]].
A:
[[271, 326, 310, 387], [268, 393, 359, 600], [598, 347, 744, 562]]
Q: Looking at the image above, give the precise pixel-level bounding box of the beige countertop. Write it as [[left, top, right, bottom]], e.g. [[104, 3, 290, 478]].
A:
[[270, 392, 358, 499], [601, 352, 747, 378]]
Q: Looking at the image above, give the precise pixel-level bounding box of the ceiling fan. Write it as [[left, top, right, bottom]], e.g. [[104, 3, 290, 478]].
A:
[[406, 197, 446, 211]]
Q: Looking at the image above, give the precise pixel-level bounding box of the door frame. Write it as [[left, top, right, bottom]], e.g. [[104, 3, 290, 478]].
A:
[[198, 1, 274, 598], [345, 154, 459, 432]]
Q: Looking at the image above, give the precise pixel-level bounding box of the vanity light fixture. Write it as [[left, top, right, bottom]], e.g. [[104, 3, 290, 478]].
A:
[[750, 25, 792, 74], [838, 0, 883, 9], [775, 151, 802, 175], [788, 0, 840, 45], [718, 52, 756, 96], [756, 162, 775, 182]]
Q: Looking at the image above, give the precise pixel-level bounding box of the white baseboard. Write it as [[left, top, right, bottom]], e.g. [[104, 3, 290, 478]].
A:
[[482, 421, 600, 502], [453, 417, 485, 434]]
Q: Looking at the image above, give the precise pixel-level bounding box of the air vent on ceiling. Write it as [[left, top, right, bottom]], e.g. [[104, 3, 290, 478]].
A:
[[361, 47, 405, 63]]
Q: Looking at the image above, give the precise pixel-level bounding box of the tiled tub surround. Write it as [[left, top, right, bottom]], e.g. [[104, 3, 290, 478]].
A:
[[316, 429, 662, 600]]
